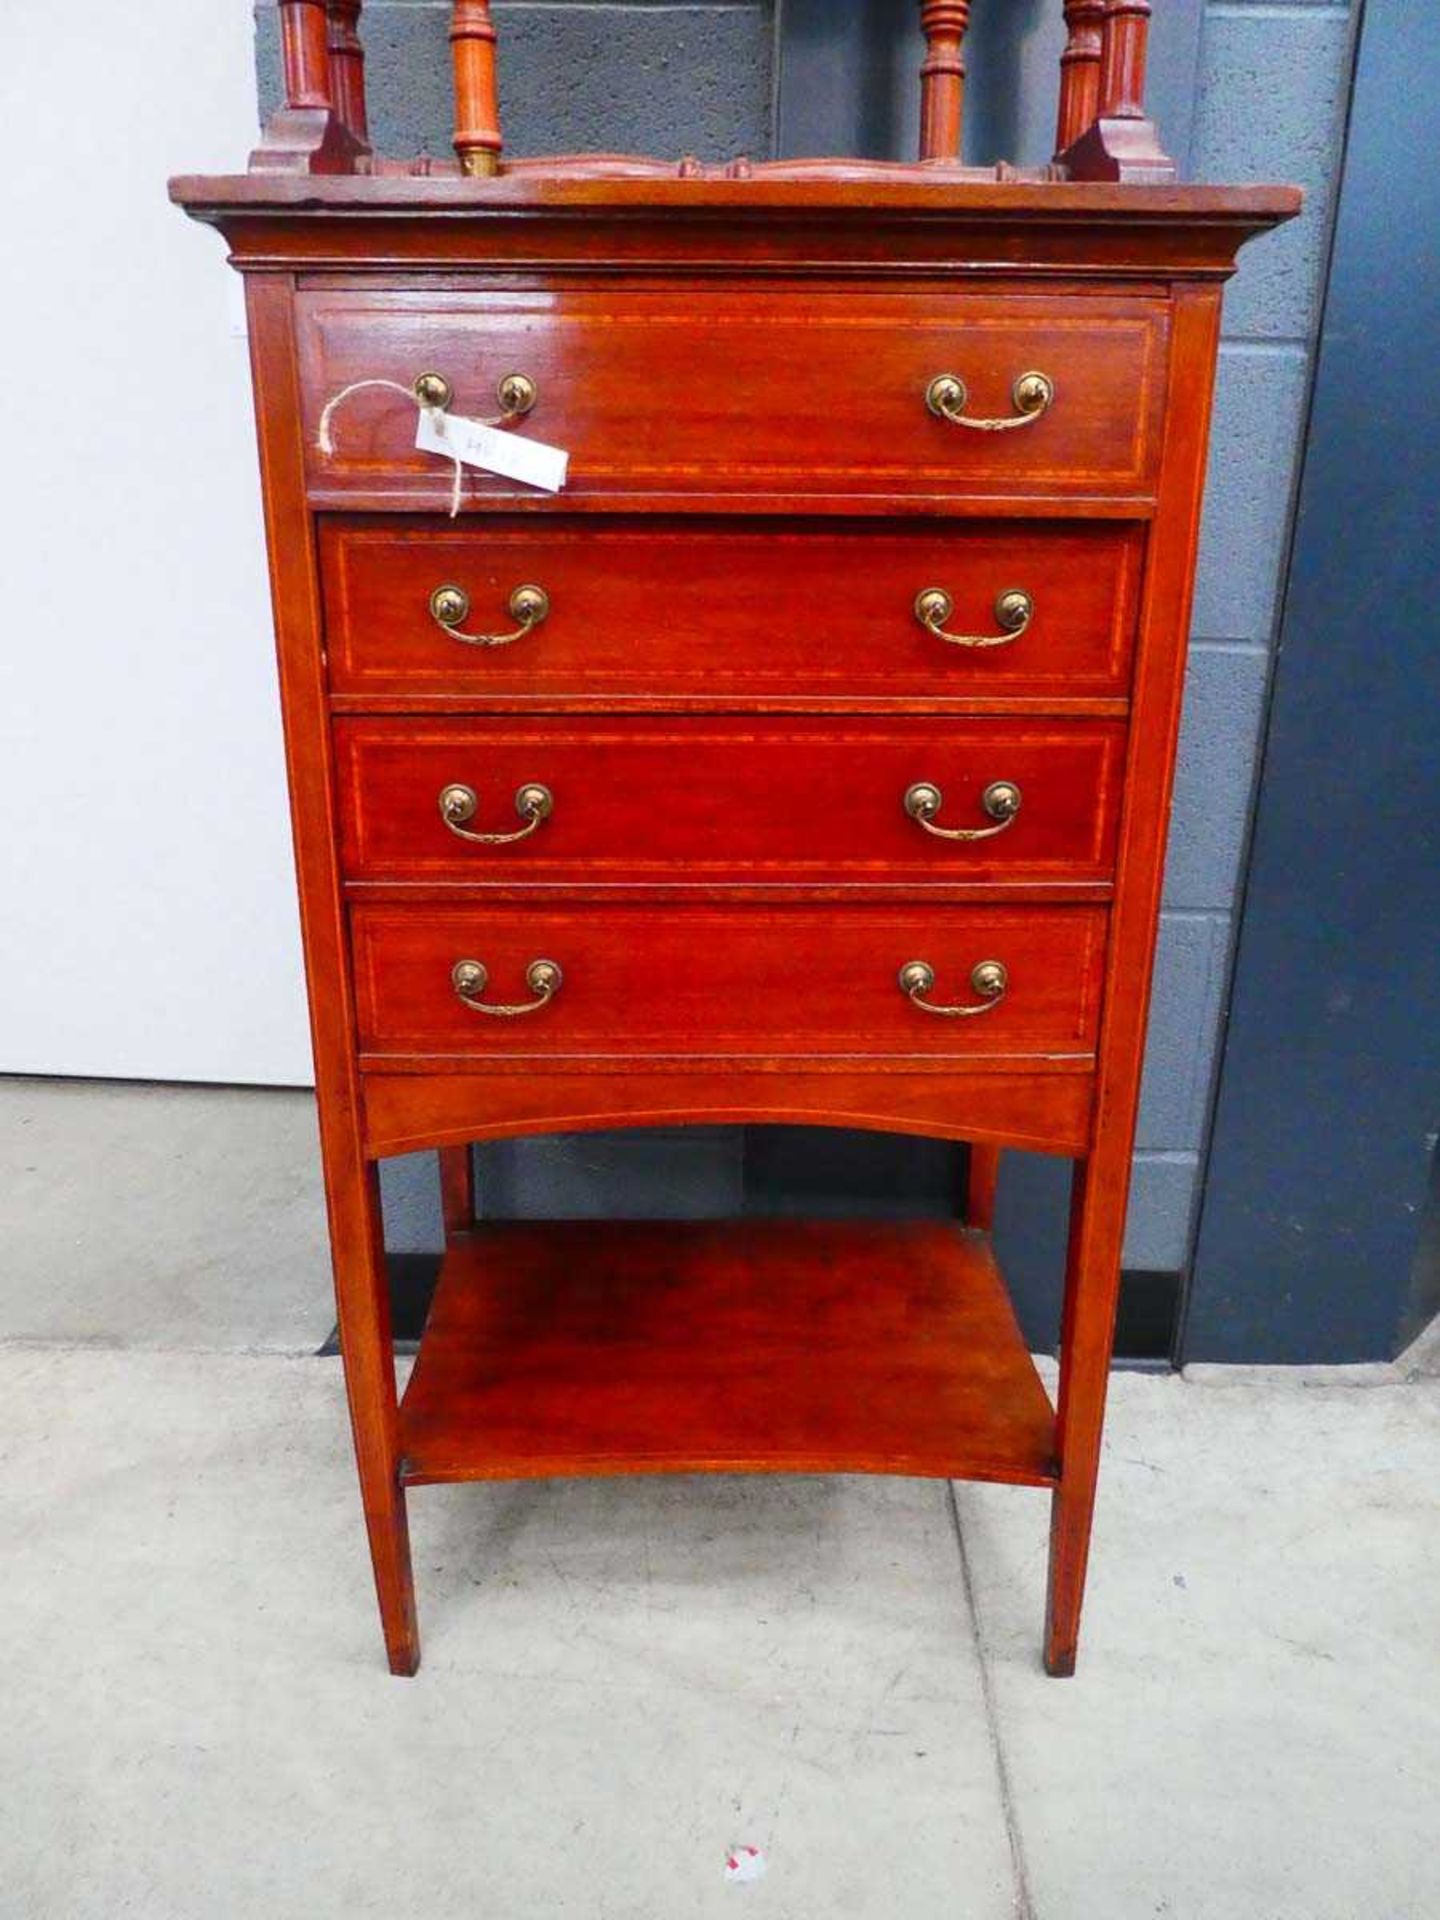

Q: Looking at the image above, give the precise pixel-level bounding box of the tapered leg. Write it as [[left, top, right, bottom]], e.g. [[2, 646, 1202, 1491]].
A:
[[242, 271, 419, 1673], [1044, 1149, 1129, 1676], [1039, 284, 1223, 1671], [438, 1144, 476, 1236], [964, 1143, 1002, 1230], [323, 1147, 420, 1676]]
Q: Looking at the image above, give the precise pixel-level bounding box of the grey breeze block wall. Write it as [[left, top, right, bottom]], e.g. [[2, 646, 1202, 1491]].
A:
[[253, 0, 1355, 1307]]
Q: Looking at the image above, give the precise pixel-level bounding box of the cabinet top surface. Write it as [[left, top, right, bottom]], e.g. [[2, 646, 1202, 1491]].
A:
[[170, 174, 1300, 278], [172, 172, 1298, 223]]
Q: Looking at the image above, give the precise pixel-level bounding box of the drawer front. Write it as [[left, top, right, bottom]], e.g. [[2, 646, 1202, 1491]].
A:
[[335, 718, 1126, 887], [300, 290, 1168, 503], [351, 904, 1107, 1062], [321, 518, 1144, 704]]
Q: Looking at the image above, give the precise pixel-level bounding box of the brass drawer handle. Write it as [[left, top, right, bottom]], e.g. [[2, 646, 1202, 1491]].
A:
[[451, 958, 562, 1017], [439, 782, 554, 845], [915, 586, 1033, 650], [925, 371, 1055, 432], [899, 959, 1008, 1018], [413, 370, 537, 419], [904, 780, 1022, 842], [429, 583, 550, 648]]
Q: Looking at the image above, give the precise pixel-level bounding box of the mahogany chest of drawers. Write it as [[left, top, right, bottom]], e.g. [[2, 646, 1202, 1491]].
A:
[[174, 0, 1296, 1677]]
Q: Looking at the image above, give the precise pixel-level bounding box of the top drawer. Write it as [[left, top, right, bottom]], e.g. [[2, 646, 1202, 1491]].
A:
[[298, 289, 1170, 508]]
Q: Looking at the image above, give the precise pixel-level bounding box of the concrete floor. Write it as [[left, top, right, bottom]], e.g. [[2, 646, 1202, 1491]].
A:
[[3, 1076, 1438, 1919]]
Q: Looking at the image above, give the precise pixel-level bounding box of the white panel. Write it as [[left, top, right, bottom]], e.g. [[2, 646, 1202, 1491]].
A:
[[0, 7, 312, 1084]]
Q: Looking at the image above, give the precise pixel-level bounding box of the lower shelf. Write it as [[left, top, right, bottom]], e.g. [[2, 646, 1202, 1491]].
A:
[[398, 1219, 1058, 1488]]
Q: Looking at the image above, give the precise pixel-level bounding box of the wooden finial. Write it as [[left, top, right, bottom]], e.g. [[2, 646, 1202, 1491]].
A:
[[919, 2, 971, 163], [1098, 0, 1153, 119], [451, 0, 503, 178], [326, 1, 370, 144], [1055, 0, 1107, 156]]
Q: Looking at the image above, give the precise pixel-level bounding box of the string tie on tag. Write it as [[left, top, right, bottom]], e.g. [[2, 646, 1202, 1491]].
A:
[[316, 378, 508, 517]]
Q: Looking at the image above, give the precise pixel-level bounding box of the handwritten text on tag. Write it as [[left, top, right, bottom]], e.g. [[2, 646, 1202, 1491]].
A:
[[416, 409, 569, 493]]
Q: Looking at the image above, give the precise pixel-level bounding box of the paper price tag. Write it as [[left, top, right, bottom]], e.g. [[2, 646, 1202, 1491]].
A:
[[416, 408, 569, 493]]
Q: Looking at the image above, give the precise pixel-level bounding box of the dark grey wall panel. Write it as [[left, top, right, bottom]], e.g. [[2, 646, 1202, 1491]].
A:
[[773, 0, 922, 162], [1187, 0, 1440, 1362]]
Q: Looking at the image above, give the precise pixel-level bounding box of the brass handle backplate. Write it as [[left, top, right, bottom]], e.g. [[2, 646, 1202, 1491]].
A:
[[904, 779, 1022, 843], [413, 370, 537, 419], [451, 958, 562, 1017], [429, 583, 550, 648], [439, 782, 554, 845], [915, 586, 1033, 650], [899, 959, 1009, 1018], [925, 370, 1055, 432], [496, 372, 538, 417], [413, 371, 453, 410]]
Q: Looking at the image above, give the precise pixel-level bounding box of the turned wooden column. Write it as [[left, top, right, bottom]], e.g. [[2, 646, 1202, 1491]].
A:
[[451, 0, 504, 177], [919, 2, 971, 163], [253, 0, 366, 173], [1055, 0, 1173, 181], [1098, 0, 1153, 119], [279, 0, 333, 109], [1055, 0, 1107, 155], [327, 1, 370, 143]]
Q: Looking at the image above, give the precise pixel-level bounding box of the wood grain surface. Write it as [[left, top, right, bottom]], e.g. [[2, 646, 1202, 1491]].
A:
[[320, 515, 1145, 709], [399, 1220, 1059, 1486]]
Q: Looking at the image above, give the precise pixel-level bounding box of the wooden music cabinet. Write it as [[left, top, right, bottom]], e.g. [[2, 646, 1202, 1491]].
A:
[[172, 1, 1297, 1676]]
